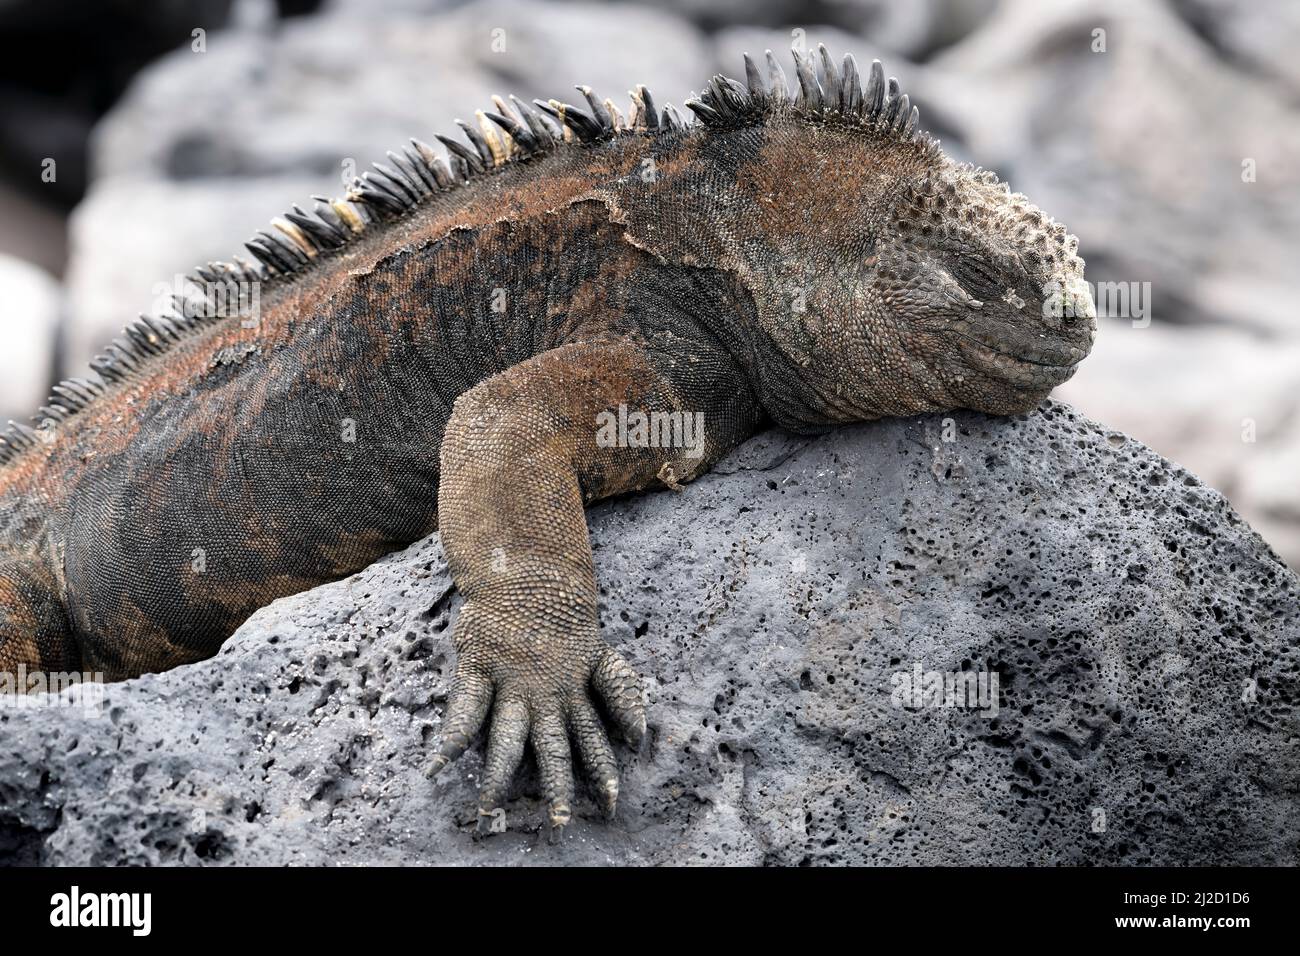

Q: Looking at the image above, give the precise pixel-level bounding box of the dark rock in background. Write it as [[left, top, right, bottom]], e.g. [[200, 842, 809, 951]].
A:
[[0, 0, 245, 208], [2, 403, 1296, 865]]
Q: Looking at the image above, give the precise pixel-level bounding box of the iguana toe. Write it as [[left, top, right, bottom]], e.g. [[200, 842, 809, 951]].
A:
[[592, 648, 647, 746], [430, 659, 493, 774], [477, 696, 529, 810], [568, 697, 622, 817], [531, 705, 576, 833]]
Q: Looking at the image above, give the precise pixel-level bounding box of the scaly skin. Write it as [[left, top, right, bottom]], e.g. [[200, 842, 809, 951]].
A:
[[0, 47, 1095, 839]]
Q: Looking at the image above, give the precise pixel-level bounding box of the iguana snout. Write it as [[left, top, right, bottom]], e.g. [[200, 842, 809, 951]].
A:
[[951, 271, 1095, 386]]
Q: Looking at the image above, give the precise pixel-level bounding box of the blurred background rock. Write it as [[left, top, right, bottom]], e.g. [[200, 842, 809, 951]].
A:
[[0, 0, 1296, 565]]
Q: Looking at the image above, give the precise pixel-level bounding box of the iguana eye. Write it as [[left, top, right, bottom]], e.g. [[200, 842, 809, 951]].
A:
[[955, 257, 1004, 298]]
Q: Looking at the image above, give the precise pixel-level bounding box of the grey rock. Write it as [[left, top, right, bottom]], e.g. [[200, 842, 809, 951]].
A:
[[322, 0, 457, 17], [1173, 0, 1300, 98], [1058, 319, 1300, 571], [437, 0, 712, 104], [2, 402, 1297, 866], [92, 0, 708, 183], [828, 0, 1000, 60], [0, 255, 60, 425], [657, 0, 994, 60], [93, 13, 490, 183], [711, 26, 904, 88]]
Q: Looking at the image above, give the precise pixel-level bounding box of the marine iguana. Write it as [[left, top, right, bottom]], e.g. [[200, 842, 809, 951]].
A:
[[0, 45, 1096, 839]]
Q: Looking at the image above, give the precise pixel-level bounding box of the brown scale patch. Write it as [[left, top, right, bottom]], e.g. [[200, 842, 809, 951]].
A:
[[316, 145, 645, 301], [0, 581, 44, 673], [451, 340, 671, 509], [182, 569, 323, 623], [641, 134, 700, 186], [735, 123, 924, 243], [557, 276, 627, 346], [411, 199, 626, 304], [540, 207, 648, 345], [0, 556, 79, 674], [100, 591, 173, 676], [315, 527, 408, 576]]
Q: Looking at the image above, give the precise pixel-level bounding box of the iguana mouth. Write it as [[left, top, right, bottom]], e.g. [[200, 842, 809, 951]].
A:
[[951, 322, 1090, 365], [956, 335, 1084, 388]]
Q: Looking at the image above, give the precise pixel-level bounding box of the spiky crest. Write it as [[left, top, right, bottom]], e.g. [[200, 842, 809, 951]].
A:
[[0, 45, 935, 470]]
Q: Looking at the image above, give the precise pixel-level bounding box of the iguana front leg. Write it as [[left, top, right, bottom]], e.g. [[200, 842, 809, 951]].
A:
[[427, 338, 760, 838]]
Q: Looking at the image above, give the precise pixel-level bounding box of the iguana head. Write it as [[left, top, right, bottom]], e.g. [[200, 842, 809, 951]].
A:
[[866, 163, 1097, 415], [679, 46, 1097, 420]]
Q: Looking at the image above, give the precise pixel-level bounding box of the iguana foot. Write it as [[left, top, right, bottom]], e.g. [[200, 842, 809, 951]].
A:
[[426, 599, 646, 840]]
